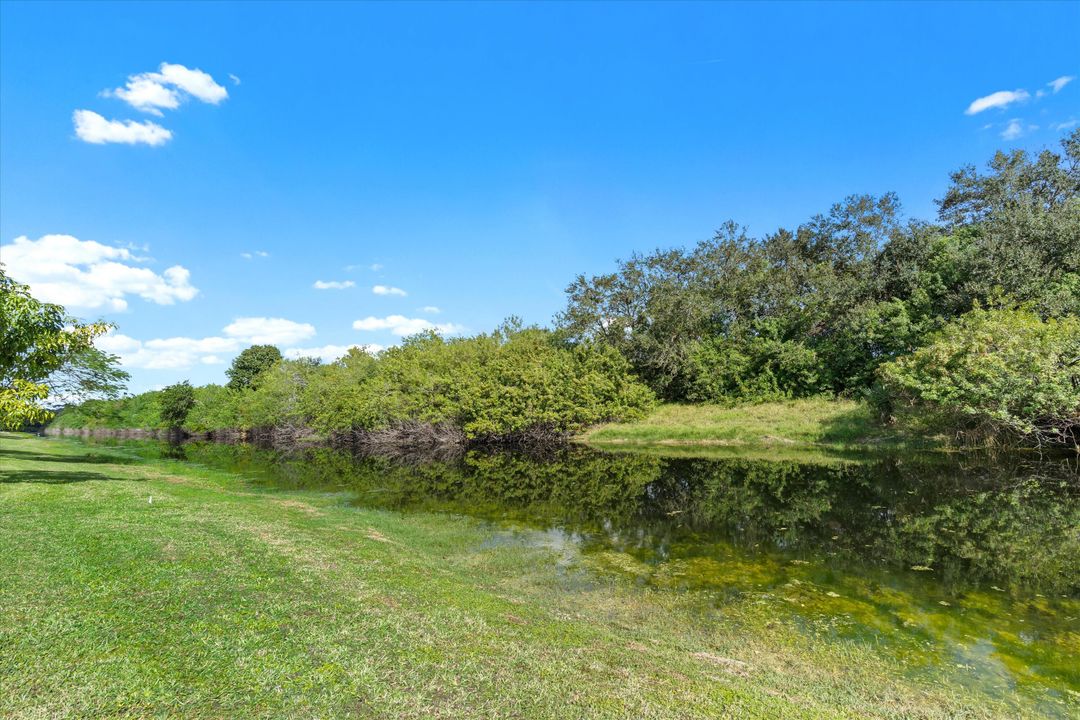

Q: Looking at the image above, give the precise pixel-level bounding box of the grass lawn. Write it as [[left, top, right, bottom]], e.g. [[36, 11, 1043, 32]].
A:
[[0, 431, 1057, 719], [580, 398, 932, 450]]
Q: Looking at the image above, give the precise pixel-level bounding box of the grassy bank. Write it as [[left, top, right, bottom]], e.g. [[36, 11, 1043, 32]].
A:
[[580, 397, 933, 450], [0, 432, 1064, 719]]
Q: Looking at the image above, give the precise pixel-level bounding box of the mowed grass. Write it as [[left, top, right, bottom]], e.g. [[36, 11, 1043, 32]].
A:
[[581, 398, 927, 449], [0, 432, 1050, 719]]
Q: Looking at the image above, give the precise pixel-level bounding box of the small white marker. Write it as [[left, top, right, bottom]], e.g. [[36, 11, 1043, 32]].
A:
[[148, 496, 153, 504]]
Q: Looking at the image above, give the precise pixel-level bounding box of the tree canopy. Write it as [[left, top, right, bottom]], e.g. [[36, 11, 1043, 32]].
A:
[[0, 266, 127, 429], [558, 130, 1080, 406], [226, 344, 283, 391]]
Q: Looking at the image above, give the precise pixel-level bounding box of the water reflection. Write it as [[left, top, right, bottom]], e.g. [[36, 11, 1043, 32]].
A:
[[103, 439, 1080, 699]]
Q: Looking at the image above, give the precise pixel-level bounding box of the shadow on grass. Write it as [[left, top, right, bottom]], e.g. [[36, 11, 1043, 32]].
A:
[[817, 404, 928, 448], [0, 448, 141, 465], [0, 469, 118, 484]]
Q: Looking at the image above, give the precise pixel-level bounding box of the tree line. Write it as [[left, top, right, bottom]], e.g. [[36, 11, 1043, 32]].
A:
[[48, 325, 656, 444], [9, 131, 1080, 447], [557, 131, 1079, 446]]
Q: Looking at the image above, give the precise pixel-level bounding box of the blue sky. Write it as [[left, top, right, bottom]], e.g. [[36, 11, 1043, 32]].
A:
[[1, 1, 1077, 393]]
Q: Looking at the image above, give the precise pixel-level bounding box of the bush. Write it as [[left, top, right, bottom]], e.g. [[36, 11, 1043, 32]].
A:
[[301, 327, 656, 439], [51, 326, 656, 443], [184, 385, 243, 432], [878, 307, 1080, 447], [50, 391, 162, 430]]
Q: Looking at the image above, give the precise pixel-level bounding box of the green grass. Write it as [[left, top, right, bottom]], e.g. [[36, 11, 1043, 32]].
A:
[[581, 397, 934, 451], [0, 431, 1063, 719]]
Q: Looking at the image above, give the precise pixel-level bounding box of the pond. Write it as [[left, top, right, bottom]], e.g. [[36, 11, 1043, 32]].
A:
[[74, 437, 1080, 711]]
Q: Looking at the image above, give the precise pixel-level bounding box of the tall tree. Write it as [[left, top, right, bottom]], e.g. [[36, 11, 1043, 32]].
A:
[[226, 345, 283, 391]]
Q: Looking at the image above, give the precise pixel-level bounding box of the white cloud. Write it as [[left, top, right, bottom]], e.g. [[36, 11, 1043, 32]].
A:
[[1053, 119, 1078, 131], [98, 316, 316, 370], [157, 63, 228, 104], [73, 110, 172, 146], [229, 74, 242, 86], [223, 317, 315, 345], [352, 315, 463, 336], [421, 305, 441, 314], [107, 77, 180, 117], [106, 62, 228, 114], [0, 234, 197, 311], [97, 333, 237, 370], [241, 250, 269, 260], [1049, 76, 1074, 94], [372, 285, 407, 296], [313, 280, 355, 290], [283, 344, 384, 363], [965, 89, 1029, 115]]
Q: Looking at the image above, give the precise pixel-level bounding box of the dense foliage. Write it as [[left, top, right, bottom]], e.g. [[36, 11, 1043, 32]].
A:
[[1, 266, 127, 429], [53, 326, 655, 441], [558, 131, 1080, 409], [879, 308, 1080, 447], [159, 381, 196, 429], [226, 344, 283, 391]]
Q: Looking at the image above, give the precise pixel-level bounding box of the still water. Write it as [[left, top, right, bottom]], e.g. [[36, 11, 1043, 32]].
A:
[[80, 438, 1080, 709]]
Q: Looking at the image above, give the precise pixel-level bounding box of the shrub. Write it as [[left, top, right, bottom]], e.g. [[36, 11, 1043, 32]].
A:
[[878, 307, 1080, 447], [184, 385, 243, 432], [53, 326, 656, 443]]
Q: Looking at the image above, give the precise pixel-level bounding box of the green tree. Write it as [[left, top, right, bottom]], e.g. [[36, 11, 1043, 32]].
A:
[[1, 266, 123, 429], [226, 344, 283, 391], [159, 381, 196, 430], [935, 128, 1080, 317], [45, 345, 129, 406]]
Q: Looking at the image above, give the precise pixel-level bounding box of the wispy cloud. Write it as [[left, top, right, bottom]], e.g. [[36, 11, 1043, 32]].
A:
[[0, 233, 196, 311], [999, 119, 1037, 140], [1053, 119, 1078, 131], [313, 280, 355, 290], [420, 305, 441, 314], [372, 285, 407, 297], [241, 250, 269, 260], [1048, 75, 1074, 94], [965, 89, 1030, 115], [352, 315, 462, 336], [72, 110, 172, 146]]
